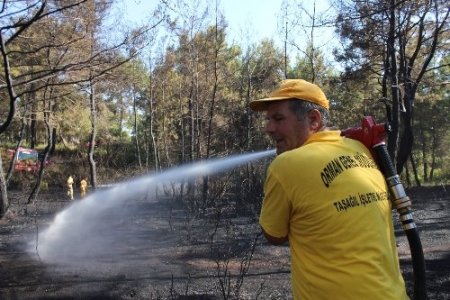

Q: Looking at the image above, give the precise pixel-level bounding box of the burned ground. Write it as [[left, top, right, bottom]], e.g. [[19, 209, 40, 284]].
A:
[[0, 185, 449, 300]]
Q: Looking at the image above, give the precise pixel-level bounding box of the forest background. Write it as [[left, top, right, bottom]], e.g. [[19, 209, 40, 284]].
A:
[[0, 0, 449, 218]]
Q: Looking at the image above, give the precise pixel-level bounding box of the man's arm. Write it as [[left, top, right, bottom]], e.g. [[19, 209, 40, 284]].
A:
[[261, 227, 288, 245]]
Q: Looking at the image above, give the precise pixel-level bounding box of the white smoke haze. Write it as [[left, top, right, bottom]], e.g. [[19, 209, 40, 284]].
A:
[[29, 150, 275, 266]]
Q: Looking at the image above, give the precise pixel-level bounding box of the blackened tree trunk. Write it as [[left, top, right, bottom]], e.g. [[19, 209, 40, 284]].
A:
[[28, 86, 54, 203], [88, 75, 97, 189]]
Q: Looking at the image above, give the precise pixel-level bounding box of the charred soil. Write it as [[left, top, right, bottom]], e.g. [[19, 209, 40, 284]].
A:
[[0, 185, 449, 300]]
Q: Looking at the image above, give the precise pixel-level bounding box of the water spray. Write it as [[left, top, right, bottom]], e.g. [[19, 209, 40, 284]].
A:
[[31, 149, 276, 263], [341, 116, 426, 300]]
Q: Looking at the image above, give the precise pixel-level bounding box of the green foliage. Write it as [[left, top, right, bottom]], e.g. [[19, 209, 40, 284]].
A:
[[412, 82, 450, 184], [1, 0, 448, 198]]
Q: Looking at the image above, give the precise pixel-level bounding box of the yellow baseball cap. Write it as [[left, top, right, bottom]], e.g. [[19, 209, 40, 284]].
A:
[[250, 79, 329, 111]]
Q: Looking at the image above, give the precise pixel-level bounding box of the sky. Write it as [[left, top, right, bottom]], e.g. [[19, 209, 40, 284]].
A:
[[219, 0, 335, 45], [114, 0, 337, 61], [121, 1, 335, 39], [219, 0, 286, 43], [119, 0, 284, 41]]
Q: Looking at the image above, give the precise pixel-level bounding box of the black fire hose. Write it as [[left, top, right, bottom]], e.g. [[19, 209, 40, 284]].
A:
[[341, 116, 426, 300], [372, 142, 426, 300]]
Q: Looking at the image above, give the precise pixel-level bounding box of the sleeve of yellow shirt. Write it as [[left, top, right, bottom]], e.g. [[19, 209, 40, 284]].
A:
[[259, 165, 291, 239]]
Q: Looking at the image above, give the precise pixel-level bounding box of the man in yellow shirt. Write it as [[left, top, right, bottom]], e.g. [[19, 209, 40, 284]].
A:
[[80, 177, 88, 198], [66, 175, 74, 200], [250, 79, 408, 299]]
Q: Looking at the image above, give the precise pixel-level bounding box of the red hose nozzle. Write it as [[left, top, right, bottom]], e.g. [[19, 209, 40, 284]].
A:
[[341, 116, 388, 150]]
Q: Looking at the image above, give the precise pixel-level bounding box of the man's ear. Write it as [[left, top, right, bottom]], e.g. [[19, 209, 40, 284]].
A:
[[307, 109, 322, 131]]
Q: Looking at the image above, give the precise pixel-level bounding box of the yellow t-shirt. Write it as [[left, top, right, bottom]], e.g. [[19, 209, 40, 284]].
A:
[[260, 130, 408, 300], [67, 176, 73, 187], [80, 179, 88, 190]]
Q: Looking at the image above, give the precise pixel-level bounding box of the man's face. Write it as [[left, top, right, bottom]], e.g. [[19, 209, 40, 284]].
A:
[[264, 101, 312, 154]]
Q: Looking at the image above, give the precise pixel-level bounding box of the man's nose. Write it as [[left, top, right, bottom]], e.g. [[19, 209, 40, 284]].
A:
[[265, 120, 274, 134]]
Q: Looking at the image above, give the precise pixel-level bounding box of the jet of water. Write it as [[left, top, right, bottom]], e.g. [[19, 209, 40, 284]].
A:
[[31, 149, 275, 264]]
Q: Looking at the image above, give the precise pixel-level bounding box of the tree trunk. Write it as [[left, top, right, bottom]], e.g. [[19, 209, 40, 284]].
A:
[[395, 0, 445, 174], [88, 76, 97, 189], [179, 82, 185, 165], [395, 88, 415, 175], [0, 155, 9, 218], [0, 29, 19, 218], [409, 154, 421, 187], [161, 84, 171, 167], [51, 128, 57, 155], [284, 19, 288, 79], [404, 159, 411, 187], [30, 90, 38, 149], [386, 0, 400, 163], [149, 77, 159, 171], [419, 125, 428, 182], [132, 85, 142, 169], [429, 127, 437, 181], [28, 88, 54, 203], [6, 113, 27, 185], [202, 12, 220, 207]]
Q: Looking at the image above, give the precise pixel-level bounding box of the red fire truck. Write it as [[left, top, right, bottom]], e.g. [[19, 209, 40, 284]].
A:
[[6, 147, 47, 172]]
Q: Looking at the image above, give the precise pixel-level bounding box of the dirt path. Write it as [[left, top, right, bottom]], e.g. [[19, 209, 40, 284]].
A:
[[0, 185, 449, 299]]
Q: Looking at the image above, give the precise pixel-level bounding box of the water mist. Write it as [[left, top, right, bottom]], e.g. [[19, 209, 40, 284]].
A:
[[30, 149, 275, 266]]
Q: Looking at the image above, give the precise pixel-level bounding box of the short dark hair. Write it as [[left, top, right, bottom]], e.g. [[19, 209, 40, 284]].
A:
[[288, 99, 330, 128]]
